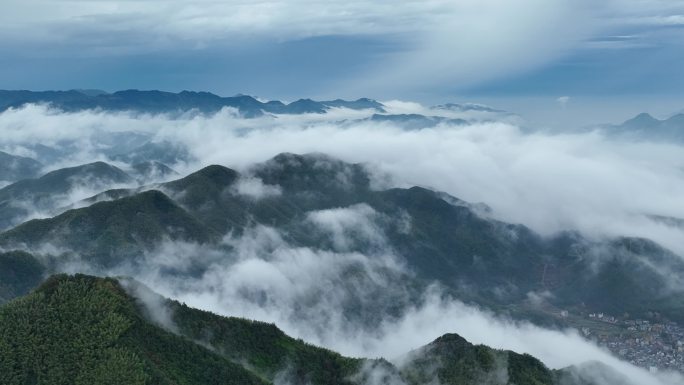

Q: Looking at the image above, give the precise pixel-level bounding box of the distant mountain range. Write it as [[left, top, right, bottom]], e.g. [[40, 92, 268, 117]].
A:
[[0, 90, 516, 126], [608, 112, 684, 142], [367, 114, 468, 129], [0, 273, 620, 385], [2, 90, 680, 140], [0, 89, 386, 117]]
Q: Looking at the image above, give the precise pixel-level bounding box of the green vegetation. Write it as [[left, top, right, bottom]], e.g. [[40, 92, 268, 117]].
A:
[[163, 165, 253, 232], [169, 300, 364, 385], [0, 274, 268, 385], [0, 190, 218, 266], [0, 274, 369, 385], [0, 274, 616, 385], [0, 161, 133, 230], [0, 161, 132, 202], [400, 334, 554, 385]]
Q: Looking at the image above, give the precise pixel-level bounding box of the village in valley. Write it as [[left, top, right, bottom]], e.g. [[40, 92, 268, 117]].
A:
[[563, 310, 684, 373]]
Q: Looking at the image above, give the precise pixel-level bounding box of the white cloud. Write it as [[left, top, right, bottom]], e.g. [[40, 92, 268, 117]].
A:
[[2, 1, 682, 92], [363, 294, 683, 385], [358, 0, 602, 92], [0, 1, 471, 48], [102, 225, 682, 385], [306, 204, 386, 251], [557, 96, 571, 108], [2, 104, 683, 255], [6, 101, 677, 383], [120, 277, 180, 334], [232, 177, 282, 199], [3, 0, 681, 47]]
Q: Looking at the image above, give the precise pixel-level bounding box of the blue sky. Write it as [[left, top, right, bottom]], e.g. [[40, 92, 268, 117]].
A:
[[1, 0, 683, 123]]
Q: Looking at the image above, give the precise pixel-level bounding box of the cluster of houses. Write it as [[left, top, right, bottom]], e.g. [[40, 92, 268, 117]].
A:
[[578, 312, 684, 373]]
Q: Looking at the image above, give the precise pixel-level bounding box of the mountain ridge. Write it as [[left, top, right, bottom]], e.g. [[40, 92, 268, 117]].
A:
[[0, 89, 386, 117], [0, 151, 43, 182], [0, 153, 682, 325], [0, 273, 598, 385], [0, 161, 135, 230], [612, 112, 684, 141]]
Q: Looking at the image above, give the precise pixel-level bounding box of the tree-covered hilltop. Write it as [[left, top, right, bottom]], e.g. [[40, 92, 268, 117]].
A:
[[0, 273, 373, 385], [400, 333, 554, 385], [0, 161, 134, 230], [169, 302, 560, 385], [0, 273, 371, 385], [0, 274, 269, 385], [0, 274, 614, 385], [0, 190, 219, 266]]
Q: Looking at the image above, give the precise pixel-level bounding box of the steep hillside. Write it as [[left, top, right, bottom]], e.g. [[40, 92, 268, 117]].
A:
[[0, 190, 218, 266], [2, 153, 683, 322], [400, 333, 554, 385], [127, 280, 367, 385], [0, 161, 134, 230], [0, 274, 269, 385], [0, 151, 43, 182], [0, 274, 591, 385]]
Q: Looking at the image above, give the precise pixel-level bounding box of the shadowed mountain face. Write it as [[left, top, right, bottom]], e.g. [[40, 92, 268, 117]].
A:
[[0, 274, 589, 385], [1, 134, 191, 169], [111, 140, 192, 165], [368, 114, 467, 129], [0, 153, 682, 325], [0, 90, 385, 117], [0, 190, 218, 267], [0, 251, 44, 303], [0, 151, 43, 183], [0, 162, 132, 199], [129, 161, 178, 183], [0, 161, 135, 230]]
